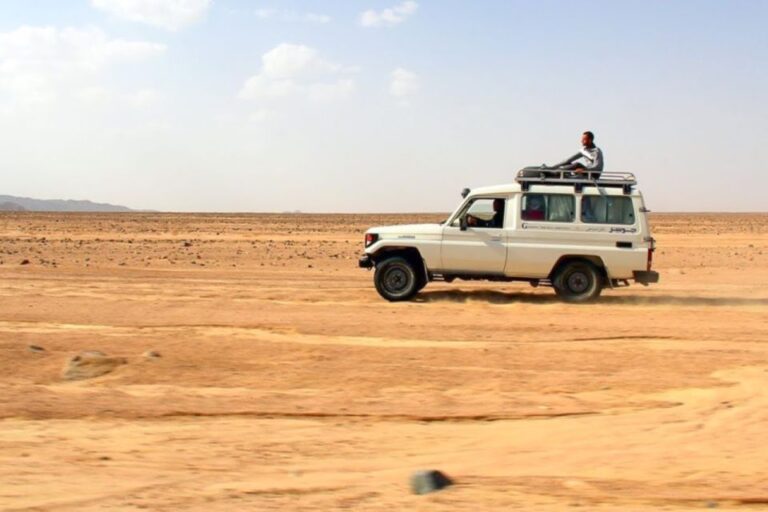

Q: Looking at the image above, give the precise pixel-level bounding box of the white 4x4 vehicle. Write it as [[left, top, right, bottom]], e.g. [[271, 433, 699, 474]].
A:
[[359, 169, 659, 302]]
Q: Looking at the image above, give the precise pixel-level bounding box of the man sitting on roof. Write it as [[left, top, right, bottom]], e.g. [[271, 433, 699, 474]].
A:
[[554, 131, 604, 178]]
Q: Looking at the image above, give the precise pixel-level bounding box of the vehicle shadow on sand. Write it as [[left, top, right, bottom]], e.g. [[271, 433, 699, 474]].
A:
[[415, 289, 768, 307]]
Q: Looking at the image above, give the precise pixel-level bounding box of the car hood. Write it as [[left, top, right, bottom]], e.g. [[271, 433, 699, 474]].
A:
[[367, 223, 444, 236]]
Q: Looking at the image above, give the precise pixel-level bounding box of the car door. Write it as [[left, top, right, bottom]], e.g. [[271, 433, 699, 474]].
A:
[[441, 197, 508, 273]]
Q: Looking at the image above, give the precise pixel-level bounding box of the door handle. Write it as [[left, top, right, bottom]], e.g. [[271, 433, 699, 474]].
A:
[[490, 236, 502, 242]]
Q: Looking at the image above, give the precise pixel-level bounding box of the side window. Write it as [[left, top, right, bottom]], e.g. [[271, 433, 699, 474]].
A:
[[463, 198, 505, 229], [521, 194, 575, 222], [581, 196, 635, 225]]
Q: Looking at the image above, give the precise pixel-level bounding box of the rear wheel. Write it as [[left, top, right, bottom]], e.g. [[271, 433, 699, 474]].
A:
[[553, 261, 603, 303], [374, 257, 419, 301]]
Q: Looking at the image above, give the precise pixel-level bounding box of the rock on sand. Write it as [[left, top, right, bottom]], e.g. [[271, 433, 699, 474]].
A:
[[410, 470, 453, 495], [63, 351, 127, 381]]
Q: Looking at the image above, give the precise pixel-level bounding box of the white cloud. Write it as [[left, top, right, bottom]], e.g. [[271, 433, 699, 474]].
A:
[[261, 43, 340, 79], [127, 88, 162, 108], [240, 75, 298, 100], [254, 8, 331, 24], [360, 1, 418, 28], [75, 86, 162, 109], [239, 43, 355, 103], [0, 26, 165, 106], [91, 0, 212, 31], [308, 79, 356, 102], [254, 8, 276, 18], [303, 13, 333, 24], [76, 85, 112, 104], [389, 67, 420, 99], [248, 108, 272, 123]]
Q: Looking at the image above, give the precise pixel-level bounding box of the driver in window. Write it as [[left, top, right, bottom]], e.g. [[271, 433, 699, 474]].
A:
[[467, 199, 505, 228]]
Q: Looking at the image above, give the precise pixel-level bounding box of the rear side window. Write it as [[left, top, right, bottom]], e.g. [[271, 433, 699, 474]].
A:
[[581, 196, 635, 225], [521, 194, 574, 222]]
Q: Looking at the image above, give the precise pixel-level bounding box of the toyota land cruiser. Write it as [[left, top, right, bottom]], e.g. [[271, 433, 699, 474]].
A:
[[358, 169, 659, 302]]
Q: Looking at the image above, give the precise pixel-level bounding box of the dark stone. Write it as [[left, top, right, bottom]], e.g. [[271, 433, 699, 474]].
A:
[[63, 351, 126, 380], [410, 470, 453, 495], [28, 345, 46, 353]]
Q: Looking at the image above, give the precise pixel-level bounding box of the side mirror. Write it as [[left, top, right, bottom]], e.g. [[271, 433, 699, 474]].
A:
[[461, 188, 470, 198], [459, 216, 468, 231]]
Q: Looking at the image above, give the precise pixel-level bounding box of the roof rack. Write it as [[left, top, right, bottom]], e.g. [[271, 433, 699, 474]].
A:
[[515, 167, 637, 194]]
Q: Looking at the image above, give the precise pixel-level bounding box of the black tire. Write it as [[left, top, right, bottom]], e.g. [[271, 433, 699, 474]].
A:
[[415, 270, 428, 292], [374, 257, 419, 301], [553, 260, 603, 303]]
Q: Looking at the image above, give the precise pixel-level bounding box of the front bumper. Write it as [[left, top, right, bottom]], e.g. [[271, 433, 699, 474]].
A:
[[633, 270, 659, 285], [359, 254, 373, 269]]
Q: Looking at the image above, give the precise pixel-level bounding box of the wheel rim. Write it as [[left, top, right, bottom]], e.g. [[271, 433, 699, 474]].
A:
[[566, 271, 591, 294], [382, 265, 410, 295]]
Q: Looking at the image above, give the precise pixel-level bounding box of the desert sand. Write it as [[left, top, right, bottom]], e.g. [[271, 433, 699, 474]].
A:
[[1, 212, 767, 511]]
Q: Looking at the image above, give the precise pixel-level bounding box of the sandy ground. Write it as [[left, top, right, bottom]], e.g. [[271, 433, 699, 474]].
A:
[[1, 212, 767, 511]]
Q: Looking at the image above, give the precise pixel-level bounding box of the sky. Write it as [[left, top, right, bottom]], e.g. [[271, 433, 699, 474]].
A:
[[1, 0, 766, 212]]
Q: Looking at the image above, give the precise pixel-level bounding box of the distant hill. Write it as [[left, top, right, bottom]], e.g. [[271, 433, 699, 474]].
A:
[[0, 195, 134, 212], [0, 201, 26, 211]]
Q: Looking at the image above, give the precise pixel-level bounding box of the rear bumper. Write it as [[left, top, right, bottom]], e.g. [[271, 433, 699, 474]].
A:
[[633, 270, 659, 285], [359, 254, 373, 269]]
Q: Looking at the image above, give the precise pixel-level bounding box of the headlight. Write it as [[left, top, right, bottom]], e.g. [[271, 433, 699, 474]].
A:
[[365, 233, 379, 248]]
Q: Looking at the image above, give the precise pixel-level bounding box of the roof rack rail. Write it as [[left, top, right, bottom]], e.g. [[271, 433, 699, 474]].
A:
[[515, 167, 637, 194]]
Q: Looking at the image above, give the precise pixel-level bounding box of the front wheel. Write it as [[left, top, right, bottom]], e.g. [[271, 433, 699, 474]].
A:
[[374, 257, 419, 301], [553, 261, 603, 303]]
